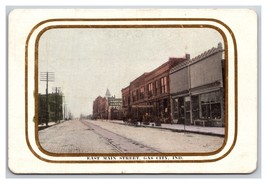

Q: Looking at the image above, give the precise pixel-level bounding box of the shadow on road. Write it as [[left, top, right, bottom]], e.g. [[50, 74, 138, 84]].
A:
[[38, 121, 64, 131]]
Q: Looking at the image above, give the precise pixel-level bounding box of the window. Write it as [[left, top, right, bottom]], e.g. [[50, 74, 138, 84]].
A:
[[136, 89, 139, 101], [184, 97, 191, 125], [178, 97, 185, 124], [160, 76, 167, 94], [192, 95, 200, 120], [132, 90, 137, 102], [147, 83, 153, 97], [123, 94, 129, 105], [155, 80, 159, 95], [123, 96, 126, 105], [128, 96, 130, 104], [140, 87, 145, 99], [200, 91, 221, 119], [172, 98, 178, 119]]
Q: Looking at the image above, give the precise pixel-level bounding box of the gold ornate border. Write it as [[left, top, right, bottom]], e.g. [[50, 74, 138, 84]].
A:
[[25, 18, 237, 163]]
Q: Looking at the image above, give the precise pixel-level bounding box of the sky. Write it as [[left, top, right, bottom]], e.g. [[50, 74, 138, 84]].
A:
[[38, 28, 223, 118]]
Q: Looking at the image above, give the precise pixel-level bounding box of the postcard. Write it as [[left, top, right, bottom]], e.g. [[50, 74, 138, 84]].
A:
[[8, 9, 257, 174]]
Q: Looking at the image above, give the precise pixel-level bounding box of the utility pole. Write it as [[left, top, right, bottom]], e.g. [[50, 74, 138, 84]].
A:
[[40, 72, 54, 127], [53, 87, 61, 124], [64, 103, 67, 121]]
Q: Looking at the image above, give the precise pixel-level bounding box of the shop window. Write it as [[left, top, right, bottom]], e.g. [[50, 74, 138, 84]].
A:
[[200, 91, 221, 119], [201, 104, 210, 118], [177, 97, 185, 124], [211, 103, 221, 119], [172, 98, 178, 119], [163, 99, 168, 115], [192, 95, 200, 120], [184, 97, 191, 125]]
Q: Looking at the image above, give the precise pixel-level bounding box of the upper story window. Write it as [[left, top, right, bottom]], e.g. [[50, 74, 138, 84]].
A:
[[155, 80, 159, 95], [132, 90, 137, 102], [123, 96, 126, 105], [147, 83, 153, 97], [140, 87, 145, 99], [123, 95, 129, 106], [160, 76, 167, 94]]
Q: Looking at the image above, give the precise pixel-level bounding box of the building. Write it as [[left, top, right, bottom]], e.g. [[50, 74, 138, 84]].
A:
[[121, 57, 188, 123], [38, 92, 63, 125], [107, 96, 123, 120], [105, 88, 111, 98], [122, 86, 130, 108], [121, 86, 130, 120], [128, 73, 149, 121], [169, 43, 225, 127], [92, 89, 123, 120], [92, 96, 108, 119]]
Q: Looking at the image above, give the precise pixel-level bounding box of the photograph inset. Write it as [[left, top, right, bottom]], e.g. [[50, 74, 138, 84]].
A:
[[37, 27, 225, 154]]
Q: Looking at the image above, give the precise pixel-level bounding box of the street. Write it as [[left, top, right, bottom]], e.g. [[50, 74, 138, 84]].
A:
[[38, 120, 224, 154]]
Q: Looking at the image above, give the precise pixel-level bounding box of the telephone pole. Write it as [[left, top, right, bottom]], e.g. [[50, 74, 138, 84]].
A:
[[52, 87, 61, 123], [40, 72, 54, 127]]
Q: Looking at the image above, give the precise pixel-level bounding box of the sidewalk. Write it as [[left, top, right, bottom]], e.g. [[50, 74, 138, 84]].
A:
[[159, 123, 224, 137], [38, 121, 63, 131], [110, 120, 225, 137]]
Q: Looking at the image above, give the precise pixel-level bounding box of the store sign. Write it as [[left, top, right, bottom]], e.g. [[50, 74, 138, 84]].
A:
[[108, 99, 122, 107]]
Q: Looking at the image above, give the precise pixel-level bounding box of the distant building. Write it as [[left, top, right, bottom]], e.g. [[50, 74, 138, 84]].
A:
[[105, 88, 111, 98], [169, 43, 225, 127], [38, 92, 63, 124], [92, 96, 108, 119], [92, 89, 122, 120], [107, 96, 122, 120]]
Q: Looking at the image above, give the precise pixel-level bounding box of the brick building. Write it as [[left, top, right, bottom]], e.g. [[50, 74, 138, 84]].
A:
[[92, 89, 123, 120], [169, 43, 225, 127], [121, 57, 188, 124], [92, 96, 108, 119]]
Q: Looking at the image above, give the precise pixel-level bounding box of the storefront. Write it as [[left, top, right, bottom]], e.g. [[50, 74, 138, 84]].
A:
[[121, 57, 187, 124], [170, 43, 224, 127], [148, 97, 171, 123]]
